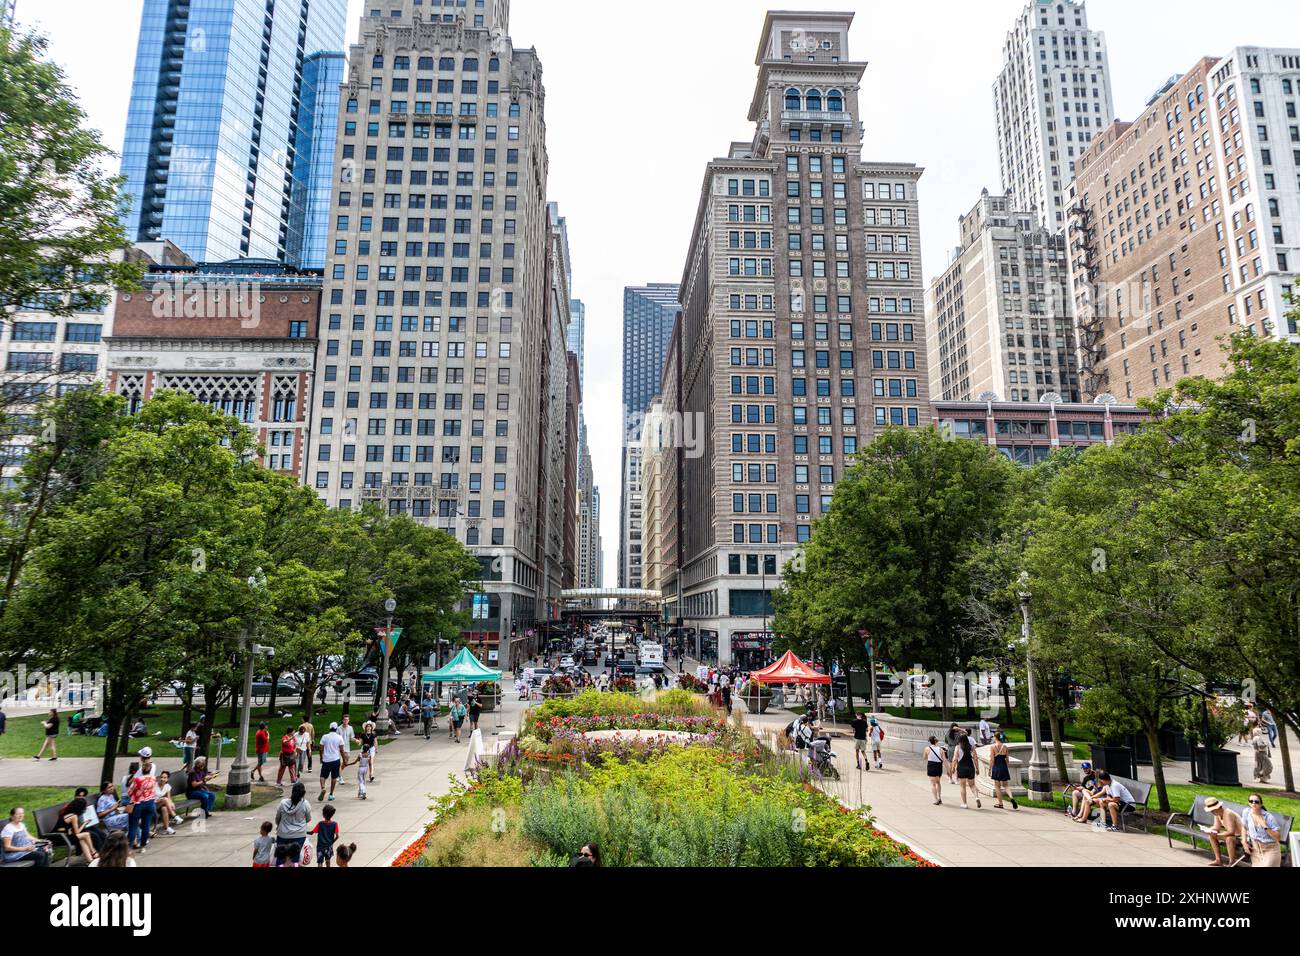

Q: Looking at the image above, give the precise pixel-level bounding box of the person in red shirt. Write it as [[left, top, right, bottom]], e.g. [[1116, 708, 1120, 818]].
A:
[[254, 723, 270, 783], [276, 727, 298, 786]]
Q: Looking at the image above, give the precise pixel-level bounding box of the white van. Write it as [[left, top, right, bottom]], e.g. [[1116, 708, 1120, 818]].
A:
[[638, 642, 665, 672]]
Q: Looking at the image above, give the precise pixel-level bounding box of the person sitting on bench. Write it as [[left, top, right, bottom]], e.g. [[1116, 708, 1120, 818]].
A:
[[1203, 797, 1245, 866], [1066, 765, 1102, 819], [1075, 772, 1134, 831]]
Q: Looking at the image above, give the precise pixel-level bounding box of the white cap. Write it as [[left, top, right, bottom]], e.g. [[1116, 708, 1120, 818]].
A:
[[138, 747, 153, 758], [329, 722, 339, 731]]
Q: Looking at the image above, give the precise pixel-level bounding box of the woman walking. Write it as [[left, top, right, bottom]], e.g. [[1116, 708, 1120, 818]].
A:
[[925, 736, 947, 806], [448, 696, 467, 743], [988, 732, 1017, 809], [1251, 726, 1273, 783], [359, 721, 378, 784], [944, 722, 962, 785], [34, 709, 60, 761], [949, 728, 982, 810], [274, 782, 313, 867]]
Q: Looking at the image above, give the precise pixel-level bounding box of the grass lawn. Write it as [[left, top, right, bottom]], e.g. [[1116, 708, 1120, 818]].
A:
[[0, 702, 392, 760], [870, 706, 1096, 759]]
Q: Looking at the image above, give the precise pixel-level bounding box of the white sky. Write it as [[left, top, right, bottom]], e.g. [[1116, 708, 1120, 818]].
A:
[[21, 0, 1290, 584]]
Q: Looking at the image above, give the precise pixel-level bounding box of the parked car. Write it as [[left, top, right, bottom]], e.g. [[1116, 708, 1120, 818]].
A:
[[251, 676, 301, 698]]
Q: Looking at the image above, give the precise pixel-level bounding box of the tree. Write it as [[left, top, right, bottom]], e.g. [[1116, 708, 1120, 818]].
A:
[[0, 25, 141, 318], [1, 392, 267, 783], [774, 427, 1015, 722]]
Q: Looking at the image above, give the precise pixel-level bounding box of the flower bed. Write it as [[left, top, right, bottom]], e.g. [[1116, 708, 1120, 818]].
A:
[[528, 713, 725, 745], [610, 675, 639, 694], [676, 672, 708, 693], [395, 726, 935, 869]]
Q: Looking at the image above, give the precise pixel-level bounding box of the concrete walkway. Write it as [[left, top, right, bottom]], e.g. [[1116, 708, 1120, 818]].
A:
[[742, 709, 1201, 868], [0, 697, 528, 868]]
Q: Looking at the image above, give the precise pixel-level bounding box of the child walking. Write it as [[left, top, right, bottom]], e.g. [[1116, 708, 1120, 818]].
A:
[[311, 804, 340, 868], [356, 748, 370, 800], [252, 822, 274, 867]]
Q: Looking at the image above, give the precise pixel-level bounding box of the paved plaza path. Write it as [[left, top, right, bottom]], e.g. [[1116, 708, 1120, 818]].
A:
[[741, 709, 1197, 867], [0, 695, 529, 868]]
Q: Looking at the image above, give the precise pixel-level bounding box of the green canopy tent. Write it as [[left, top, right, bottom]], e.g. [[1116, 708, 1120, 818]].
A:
[[421, 647, 505, 713], [422, 647, 503, 684]]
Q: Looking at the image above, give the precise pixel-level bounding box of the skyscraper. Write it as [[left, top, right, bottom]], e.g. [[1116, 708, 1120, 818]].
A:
[[994, 0, 1114, 231], [305, 0, 554, 662], [119, 0, 348, 264], [1067, 50, 1300, 402], [622, 284, 679, 423], [620, 283, 678, 590], [567, 298, 586, 390], [665, 11, 930, 667], [286, 51, 346, 270], [926, 190, 1079, 403], [3, 1, 16, 26]]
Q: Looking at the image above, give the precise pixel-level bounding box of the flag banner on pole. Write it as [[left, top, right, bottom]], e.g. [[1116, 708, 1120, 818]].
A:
[[376, 627, 403, 656]]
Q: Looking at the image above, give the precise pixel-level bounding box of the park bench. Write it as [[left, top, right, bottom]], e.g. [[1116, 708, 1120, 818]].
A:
[[1166, 795, 1294, 865], [167, 772, 204, 821], [1058, 774, 1152, 832], [34, 804, 83, 867], [0, 855, 36, 868]]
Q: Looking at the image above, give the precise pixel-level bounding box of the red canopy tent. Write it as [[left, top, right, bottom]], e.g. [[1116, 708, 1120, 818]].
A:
[[750, 650, 831, 685]]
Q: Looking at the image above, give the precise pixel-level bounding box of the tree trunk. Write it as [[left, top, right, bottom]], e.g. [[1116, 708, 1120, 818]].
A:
[[1146, 722, 1170, 813], [1277, 709, 1296, 794], [1047, 712, 1069, 784], [198, 685, 222, 758], [964, 675, 975, 720], [180, 679, 193, 733], [98, 682, 128, 788], [266, 667, 280, 717]]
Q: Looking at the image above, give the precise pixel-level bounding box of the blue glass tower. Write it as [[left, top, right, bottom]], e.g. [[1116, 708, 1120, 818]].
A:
[[120, 0, 347, 265], [286, 51, 344, 270]]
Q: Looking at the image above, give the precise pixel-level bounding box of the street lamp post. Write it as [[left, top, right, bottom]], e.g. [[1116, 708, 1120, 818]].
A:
[[226, 569, 269, 810], [378, 597, 397, 734], [1018, 574, 1051, 801]]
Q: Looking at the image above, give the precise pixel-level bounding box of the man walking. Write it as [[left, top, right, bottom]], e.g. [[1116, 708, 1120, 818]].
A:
[[317, 723, 344, 803]]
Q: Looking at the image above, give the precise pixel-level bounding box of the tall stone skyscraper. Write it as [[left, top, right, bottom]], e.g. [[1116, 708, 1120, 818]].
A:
[[119, 0, 348, 264], [305, 0, 555, 660], [668, 11, 930, 666], [994, 0, 1114, 231]]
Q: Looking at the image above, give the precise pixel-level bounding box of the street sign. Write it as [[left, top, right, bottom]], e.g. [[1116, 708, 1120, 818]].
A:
[[375, 626, 403, 656]]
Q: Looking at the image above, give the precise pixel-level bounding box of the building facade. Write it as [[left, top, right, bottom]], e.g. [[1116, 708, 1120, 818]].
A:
[[1067, 50, 1300, 402], [671, 11, 930, 666], [304, 0, 555, 650], [0, 249, 137, 481], [619, 441, 644, 590], [286, 51, 347, 270], [106, 251, 320, 476], [622, 284, 680, 421], [933, 397, 1149, 466], [619, 284, 679, 592], [994, 0, 1114, 231], [927, 190, 1079, 403], [119, 0, 348, 264]]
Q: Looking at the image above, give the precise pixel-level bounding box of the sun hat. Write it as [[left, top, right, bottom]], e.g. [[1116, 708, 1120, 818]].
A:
[[1205, 797, 1223, 812]]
